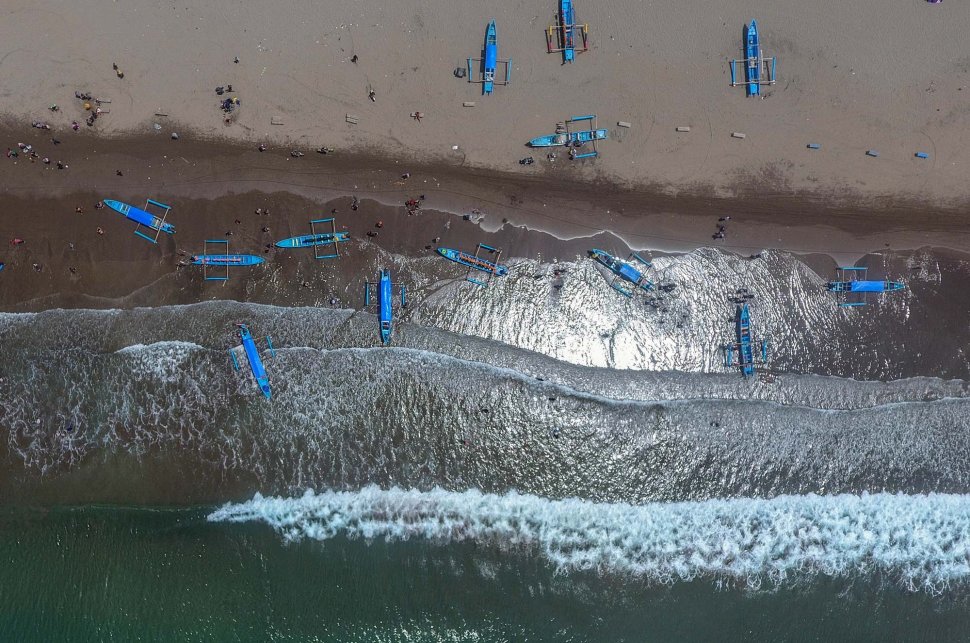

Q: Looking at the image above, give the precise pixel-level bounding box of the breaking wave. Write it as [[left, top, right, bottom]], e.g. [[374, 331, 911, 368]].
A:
[[209, 486, 970, 594]]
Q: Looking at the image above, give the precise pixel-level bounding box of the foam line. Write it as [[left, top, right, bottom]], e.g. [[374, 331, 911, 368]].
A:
[[209, 487, 970, 594]]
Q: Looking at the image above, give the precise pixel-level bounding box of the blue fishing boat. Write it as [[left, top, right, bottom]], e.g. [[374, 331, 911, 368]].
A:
[[104, 198, 176, 243], [745, 21, 761, 95], [190, 254, 265, 266], [229, 323, 275, 400], [467, 21, 511, 94], [729, 20, 776, 96], [529, 127, 608, 148], [528, 115, 606, 158], [546, 0, 589, 63], [484, 20, 498, 95], [275, 217, 347, 259], [437, 244, 508, 286], [364, 269, 407, 345], [274, 232, 350, 249], [827, 267, 905, 307], [723, 303, 768, 378], [588, 249, 652, 297]]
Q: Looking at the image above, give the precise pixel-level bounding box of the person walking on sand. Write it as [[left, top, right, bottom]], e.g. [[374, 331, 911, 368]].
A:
[[368, 89, 376, 102]]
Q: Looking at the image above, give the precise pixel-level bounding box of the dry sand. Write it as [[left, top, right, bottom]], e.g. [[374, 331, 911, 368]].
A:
[[2, 0, 969, 206]]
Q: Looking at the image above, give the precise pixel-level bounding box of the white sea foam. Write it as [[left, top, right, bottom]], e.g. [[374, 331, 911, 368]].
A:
[[209, 487, 970, 594], [115, 340, 204, 354]]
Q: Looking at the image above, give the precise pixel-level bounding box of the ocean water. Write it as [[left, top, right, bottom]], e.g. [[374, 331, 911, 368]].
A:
[[2, 247, 970, 639], [2, 503, 970, 642]]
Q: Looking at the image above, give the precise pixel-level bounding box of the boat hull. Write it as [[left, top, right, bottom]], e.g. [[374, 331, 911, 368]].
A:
[[275, 232, 349, 248], [436, 247, 508, 276], [745, 21, 761, 96], [104, 199, 175, 235], [529, 129, 607, 148], [191, 254, 264, 266]]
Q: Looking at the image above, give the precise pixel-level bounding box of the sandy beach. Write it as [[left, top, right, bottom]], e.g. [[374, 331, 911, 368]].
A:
[[1, 0, 969, 208]]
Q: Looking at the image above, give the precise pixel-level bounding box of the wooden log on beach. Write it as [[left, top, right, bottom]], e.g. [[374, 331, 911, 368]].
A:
[[346, 114, 359, 125], [675, 126, 690, 132], [731, 132, 746, 139]]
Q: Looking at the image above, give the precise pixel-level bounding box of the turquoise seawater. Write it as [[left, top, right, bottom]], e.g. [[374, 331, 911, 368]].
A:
[[1, 506, 969, 642]]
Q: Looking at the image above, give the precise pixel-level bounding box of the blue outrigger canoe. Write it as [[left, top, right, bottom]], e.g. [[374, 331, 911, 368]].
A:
[[589, 249, 652, 297], [191, 254, 265, 266], [560, 0, 577, 62], [229, 323, 275, 400], [437, 247, 508, 277], [745, 21, 762, 96], [275, 232, 349, 249], [104, 198, 176, 241], [529, 127, 608, 148], [364, 269, 407, 345], [724, 303, 768, 377], [484, 20, 498, 95]]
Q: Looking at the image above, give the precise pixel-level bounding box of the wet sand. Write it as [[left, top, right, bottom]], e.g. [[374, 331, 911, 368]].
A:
[[2, 124, 970, 313]]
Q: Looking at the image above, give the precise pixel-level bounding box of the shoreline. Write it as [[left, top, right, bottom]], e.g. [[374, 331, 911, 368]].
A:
[[1, 125, 970, 313]]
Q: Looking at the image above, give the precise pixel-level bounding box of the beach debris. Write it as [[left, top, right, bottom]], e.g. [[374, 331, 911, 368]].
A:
[[368, 89, 376, 102], [290, 150, 304, 158], [807, 143, 821, 150], [316, 146, 334, 154], [617, 121, 632, 128], [271, 117, 284, 125], [410, 111, 424, 122], [866, 149, 879, 157], [75, 91, 93, 101], [676, 126, 691, 132], [454, 67, 467, 79], [520, 156, 535, 165], [346, 114, 359, 125], [112, 63, 124, 79], [258, 144, 267, 152], [153, 123, 162, 131], [731, 132, 746, 139], [915, 152, 929, 159], [233, 57, 239, 64], [462, 101, 476, 107], [31, 122, 51, 130], [351, 55, 358, 64], [171, 132, 179, 140]]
